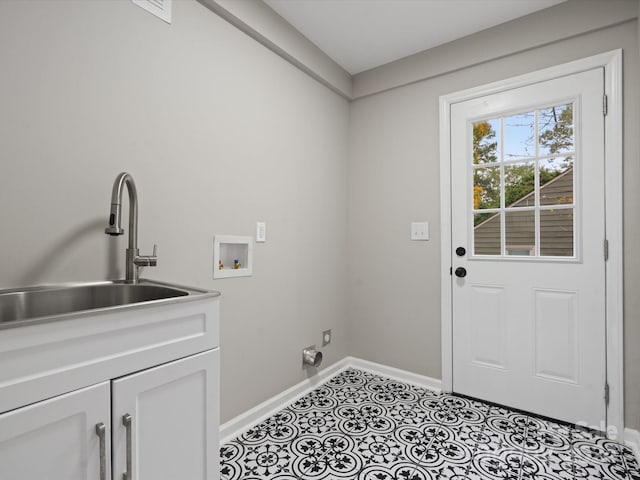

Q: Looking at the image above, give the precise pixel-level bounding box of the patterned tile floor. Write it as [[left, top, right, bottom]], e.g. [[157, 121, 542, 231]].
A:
[[220, 368, 640, 479]]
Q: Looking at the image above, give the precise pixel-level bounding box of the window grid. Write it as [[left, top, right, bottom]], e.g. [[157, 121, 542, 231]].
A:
[[471, 103, 575, 258]]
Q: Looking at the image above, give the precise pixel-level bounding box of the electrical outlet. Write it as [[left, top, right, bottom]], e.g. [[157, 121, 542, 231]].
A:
[[322, 329, 332, 346]]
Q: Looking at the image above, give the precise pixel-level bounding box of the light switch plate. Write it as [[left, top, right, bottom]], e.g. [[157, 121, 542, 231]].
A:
[[411, 222, 429, 241], [256, 222, 266, 242]]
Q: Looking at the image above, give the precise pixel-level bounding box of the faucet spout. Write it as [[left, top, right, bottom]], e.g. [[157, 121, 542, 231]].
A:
[[105, 172, 156, 283], [105, 173, 137, 245]]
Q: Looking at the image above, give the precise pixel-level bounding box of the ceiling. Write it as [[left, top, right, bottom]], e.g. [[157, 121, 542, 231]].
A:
[[262, 0, 567, 75]]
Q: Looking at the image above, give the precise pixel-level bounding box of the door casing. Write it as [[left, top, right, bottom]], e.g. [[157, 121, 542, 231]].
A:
[[438, 50, 623, 438]]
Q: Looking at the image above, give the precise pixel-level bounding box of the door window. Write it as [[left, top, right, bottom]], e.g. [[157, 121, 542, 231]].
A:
[[471, 103, 575, 258]]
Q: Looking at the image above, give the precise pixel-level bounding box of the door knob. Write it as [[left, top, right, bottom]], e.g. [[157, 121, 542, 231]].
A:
[[456, 247, 466, 257], [455, 267, 467, 278]]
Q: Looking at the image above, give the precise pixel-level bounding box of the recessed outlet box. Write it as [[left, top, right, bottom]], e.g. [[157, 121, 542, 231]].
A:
[[213, 235, 253, 279]]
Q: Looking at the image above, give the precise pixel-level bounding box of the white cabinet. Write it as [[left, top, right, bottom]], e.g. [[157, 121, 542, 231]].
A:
[[0, 350, 219, 480], [0, 291, 220, 480], [0, 382, 111, 480], [112, 349, 219, 480]]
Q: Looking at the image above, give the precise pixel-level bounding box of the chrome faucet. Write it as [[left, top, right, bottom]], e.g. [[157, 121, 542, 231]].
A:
[[105, 172, 157, 283]]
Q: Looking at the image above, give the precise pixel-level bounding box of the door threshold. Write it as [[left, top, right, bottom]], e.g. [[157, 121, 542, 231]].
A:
[[451, 391, 606, 437]]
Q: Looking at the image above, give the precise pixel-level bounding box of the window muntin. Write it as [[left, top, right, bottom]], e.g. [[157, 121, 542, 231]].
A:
[[471, 103, 575, 258]]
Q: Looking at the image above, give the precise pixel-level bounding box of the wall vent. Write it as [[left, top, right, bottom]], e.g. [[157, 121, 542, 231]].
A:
[[132, 0, 172, 24]]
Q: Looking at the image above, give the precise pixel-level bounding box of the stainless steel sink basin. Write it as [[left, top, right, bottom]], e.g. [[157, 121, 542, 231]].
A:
[[0, 280, 217, 329]]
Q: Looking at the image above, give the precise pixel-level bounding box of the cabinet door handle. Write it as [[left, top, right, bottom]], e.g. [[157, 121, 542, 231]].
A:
[[122, 413, 132, 480], [95, 422, 106, 480]]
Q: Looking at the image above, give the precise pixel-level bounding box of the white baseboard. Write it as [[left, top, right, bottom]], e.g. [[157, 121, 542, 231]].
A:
[[220, 358, 351, 443], [221, 358, 637, 458], [347, 357, 443, 393], [625, 428, 640, 462], [219, 356, 442, 443]]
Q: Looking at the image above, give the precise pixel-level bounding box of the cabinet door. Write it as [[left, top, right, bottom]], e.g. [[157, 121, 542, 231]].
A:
[[0, 382, 110, 480], [112, 349, 219, 480]]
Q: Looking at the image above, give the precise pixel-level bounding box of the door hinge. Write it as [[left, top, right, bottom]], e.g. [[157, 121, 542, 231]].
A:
[[449, 266, 453, 276], [605, 383, 610, 406], [603, 94, 608, 116], [604, 239, 609, 261]]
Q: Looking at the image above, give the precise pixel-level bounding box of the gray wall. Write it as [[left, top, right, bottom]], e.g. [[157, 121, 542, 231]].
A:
[[1, 0, 638, 432], [199, 0, 352, 98], [348, 20, 640, 429], [0, 0, 350, 423]]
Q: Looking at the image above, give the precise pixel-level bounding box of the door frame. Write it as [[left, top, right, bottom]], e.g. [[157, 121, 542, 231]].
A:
[[439, 50, 623, 437]]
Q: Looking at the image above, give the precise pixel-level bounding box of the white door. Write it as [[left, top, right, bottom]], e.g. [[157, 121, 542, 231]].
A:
[[450, 68, 606, 427], [0, 381, 111, 480], [112, 349, 220, 480]]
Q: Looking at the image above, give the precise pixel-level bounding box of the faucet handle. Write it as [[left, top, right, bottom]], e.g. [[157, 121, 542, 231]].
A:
[[147, 243, 158, 267], [133, 244, 158, 268], [148, 243, 158, 267]]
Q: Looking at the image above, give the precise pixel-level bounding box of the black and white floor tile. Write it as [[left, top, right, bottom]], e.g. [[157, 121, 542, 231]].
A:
[[220, 368, 640, 480]]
